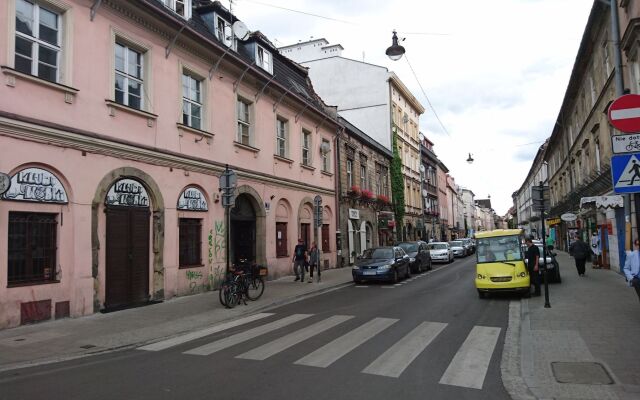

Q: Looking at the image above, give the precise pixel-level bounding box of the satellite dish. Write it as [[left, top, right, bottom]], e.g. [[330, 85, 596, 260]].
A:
[[418, 133, 424, 141], [232, 21, 251, 41], [419, 165, 425, 173]]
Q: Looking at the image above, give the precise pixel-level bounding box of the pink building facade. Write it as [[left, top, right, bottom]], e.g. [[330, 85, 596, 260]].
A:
[[0, 0, 339, 328]]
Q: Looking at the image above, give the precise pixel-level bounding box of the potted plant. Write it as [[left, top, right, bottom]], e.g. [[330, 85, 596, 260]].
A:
[[361, 189, 374, 201], [348, 185, 361, 197], [376, 194, 390, 205]]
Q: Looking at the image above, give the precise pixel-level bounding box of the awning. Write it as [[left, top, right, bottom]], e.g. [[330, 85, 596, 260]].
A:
[[579, 195, 624, 210]]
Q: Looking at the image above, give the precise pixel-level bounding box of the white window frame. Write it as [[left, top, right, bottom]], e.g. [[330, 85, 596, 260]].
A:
[[256, 44, 273, 74], [114, 42, 144, 109], [182, 71, 202, 129], [302, 129, 312, 166], [321, 139, 330, 172], [346, 159, 353, 188], [236, 96, 252, 146], [360, 164, 367, 190], [214, 14, 233, 48], [14, 0, 62, 83], [276, 116, 288, 158], [603, 38, 611, 80], [158, 0, 191, 19]]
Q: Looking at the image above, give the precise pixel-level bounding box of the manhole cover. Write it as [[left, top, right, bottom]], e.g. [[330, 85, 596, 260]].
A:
[[551, 362, 614, 385]]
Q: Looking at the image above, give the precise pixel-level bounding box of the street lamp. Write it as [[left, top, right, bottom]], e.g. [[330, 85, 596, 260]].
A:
[[466, 153, 474, 164], [386, 30, 405, 61]]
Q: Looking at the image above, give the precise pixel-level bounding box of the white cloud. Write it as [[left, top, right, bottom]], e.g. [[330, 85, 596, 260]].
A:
[[231, 0, 592, 214]]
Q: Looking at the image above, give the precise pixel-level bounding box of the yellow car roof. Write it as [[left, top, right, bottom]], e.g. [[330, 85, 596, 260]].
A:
[[475, 229, 523, 239]]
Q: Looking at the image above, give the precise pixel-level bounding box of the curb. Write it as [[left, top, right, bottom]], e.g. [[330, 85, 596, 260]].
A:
[[501, 300, 537, 400], [0, 279, 353, 373]]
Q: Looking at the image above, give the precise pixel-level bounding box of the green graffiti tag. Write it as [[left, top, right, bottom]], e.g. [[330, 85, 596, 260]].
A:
[[208, 229, 213, 269], [213, 220, 226, 262]]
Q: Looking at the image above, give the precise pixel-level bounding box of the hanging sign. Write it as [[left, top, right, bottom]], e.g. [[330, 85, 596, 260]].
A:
[[105, 178, 149, 207], [177, 187, 208, 211], [2, 167, 68, 203]]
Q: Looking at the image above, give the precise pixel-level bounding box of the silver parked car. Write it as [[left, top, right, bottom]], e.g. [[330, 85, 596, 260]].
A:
[[428, 242, 454, 263], [449, 240, 466, 257]]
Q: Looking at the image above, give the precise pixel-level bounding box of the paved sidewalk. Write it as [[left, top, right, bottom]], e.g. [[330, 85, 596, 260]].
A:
[[503, 251, 640, 400], [0, 267, 353, 372]]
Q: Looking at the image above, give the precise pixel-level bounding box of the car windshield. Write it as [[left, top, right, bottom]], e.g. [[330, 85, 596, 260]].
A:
[[476, 235, 523, 263], [361, 248, 393, 259], [430, 243, 448, 250], [398, 243, 418, 252], [450, 241, 463, 247]]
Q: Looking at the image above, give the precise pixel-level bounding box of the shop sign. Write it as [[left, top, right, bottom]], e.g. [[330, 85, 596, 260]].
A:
[[177, 187, 208, 211], [1, 167, 68, 204], [546, 217, 561, 225], [105, 178, 149, 207], [349, 208, 360, 219], [561, 213, 577, 222]]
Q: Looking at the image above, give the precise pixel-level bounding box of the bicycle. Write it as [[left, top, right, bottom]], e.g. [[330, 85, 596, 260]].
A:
[[218, 262, 267, 308]]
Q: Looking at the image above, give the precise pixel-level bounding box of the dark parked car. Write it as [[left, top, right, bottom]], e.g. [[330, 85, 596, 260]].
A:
[[398, 241, 432, 273], [352, 246, 411, 284]]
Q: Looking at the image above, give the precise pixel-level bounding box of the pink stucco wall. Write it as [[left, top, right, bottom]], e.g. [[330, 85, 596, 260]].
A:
[[0, 0, 338, 328]]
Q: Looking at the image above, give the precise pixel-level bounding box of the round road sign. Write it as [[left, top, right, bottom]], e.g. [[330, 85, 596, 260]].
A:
[[608, 94, 640, 133]]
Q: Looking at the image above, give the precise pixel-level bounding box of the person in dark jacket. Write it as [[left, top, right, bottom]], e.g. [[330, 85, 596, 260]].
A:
[[525, 237, 541, 296], [569, 235, 590, 276], [308, 242, 321, 283]]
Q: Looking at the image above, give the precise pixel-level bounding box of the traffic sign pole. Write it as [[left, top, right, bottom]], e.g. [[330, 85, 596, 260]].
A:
[[536, 181, 551, 309]]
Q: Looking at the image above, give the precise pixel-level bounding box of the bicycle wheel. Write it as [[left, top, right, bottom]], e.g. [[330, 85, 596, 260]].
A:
[[219, 281, 238, 308], [246, 276, 265, 300]]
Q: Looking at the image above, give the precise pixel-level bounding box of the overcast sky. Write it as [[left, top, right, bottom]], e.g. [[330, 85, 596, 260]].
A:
[[230, 0, 593, 215]]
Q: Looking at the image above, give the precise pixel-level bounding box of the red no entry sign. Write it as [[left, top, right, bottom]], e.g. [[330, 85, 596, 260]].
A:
[[608, 94, 640, 133]]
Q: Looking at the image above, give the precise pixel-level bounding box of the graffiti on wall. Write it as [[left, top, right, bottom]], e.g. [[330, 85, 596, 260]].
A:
[[213, 220, 226, 262], [184, 265, 225, 293]]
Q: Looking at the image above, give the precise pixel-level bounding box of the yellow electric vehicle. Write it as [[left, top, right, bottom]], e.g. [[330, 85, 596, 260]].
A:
[[475, 229, 530, 299]]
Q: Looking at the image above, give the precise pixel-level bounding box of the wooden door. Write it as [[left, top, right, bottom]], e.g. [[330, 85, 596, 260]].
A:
[[301, 223, 310, 248], [106, 207, 150, 309]]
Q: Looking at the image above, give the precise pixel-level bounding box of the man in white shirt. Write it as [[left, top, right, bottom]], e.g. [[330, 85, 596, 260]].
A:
[[623, 239, 640, 303]]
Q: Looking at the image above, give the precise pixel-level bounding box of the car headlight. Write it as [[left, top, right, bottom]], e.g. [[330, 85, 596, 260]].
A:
[[409, 257, 416, 263], [519, 272, 526, 278], [377, 265, 391, 271], [352, 266, 360, 270], [477, 274, 486, 279]]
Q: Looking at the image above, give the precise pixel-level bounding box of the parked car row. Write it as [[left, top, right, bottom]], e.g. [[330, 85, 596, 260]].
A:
[[352, 241, 432, 284]]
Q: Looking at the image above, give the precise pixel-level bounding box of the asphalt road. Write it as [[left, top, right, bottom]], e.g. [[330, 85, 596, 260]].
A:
[[0, 255, 516, 400]]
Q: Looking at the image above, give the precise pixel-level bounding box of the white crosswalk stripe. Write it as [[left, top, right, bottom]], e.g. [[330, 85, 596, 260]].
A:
[[295, 317, 398, 368], [236, 315, 353, 361], [362, 321, 448, 378], [439, 326, 501, 390], [138, 313, 274, 351], [183, 314, 312, 356]]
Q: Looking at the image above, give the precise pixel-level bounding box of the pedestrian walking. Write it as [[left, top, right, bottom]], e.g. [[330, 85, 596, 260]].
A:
[[308, 242, 321, 283], [524, 237, 541, 297], [569, 234, 590, 276], [623, 239, 640, 303], [292, 238, 307, 282]]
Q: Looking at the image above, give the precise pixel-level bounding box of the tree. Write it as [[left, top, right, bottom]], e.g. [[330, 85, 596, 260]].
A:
[[391, 130, 405, 240]]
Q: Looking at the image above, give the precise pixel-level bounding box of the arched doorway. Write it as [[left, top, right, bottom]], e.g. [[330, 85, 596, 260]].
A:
[[231, 193, 256, 265]]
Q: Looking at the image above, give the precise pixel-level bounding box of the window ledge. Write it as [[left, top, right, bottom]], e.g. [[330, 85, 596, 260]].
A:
[[301, 163, 315, 171], [274, 154, 294, 164], [179, 264, 205, 269], [8, 279, 61, 288], [234, 141, 260, 154], [2, 66, 78, 103], [321, 170, 333, 177], [105, 100, 158, 124], [177, 123, 214, 144]]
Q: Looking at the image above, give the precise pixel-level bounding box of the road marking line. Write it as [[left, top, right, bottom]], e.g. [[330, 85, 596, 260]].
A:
[[612, 107, 640, 120], [295, 317, 398, 368], [438, 325, 501, 390], [138, 313, 275, 351], [183, 314, 313, 356], [355, 285, 369, 288], [381, 287, 395, 289], [236, 315, 353, 360], [362, 321, 447, 378], [394, 284, 402, 286]]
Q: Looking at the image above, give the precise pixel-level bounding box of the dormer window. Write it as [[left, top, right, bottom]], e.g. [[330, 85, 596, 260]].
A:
[[158, 0, 192, 19], [215, 15, 233, 47], [256, 45, 272, 74]]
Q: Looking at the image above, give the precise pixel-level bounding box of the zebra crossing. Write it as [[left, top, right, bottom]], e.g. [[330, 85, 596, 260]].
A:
[[355, 270, 430, 288], [140, 313, 501, 390]]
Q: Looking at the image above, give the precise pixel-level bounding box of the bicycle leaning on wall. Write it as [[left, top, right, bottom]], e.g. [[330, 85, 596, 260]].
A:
[[218, 259, 267, 308]]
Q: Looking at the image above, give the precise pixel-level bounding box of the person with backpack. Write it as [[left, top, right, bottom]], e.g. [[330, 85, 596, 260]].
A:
[[308, 242, 321, 283], [292, 238, 307, 282], [569, 234, 590, 276]]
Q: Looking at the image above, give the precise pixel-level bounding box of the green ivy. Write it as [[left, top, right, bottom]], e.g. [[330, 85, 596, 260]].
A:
[[391, 130, 404, 240]]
